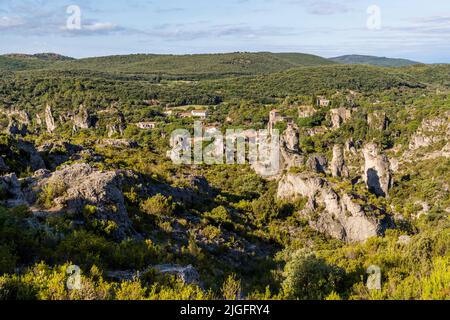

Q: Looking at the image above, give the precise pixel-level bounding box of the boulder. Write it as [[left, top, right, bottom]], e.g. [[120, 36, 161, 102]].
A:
[[409, 112, 450, 150], [277, 173, 393, 242], [17, 140, 46, 171], [330, 108, 351, 129], [100, 139, 138, 148], [107, 111, 127, 137], [45, 105, 57, 133], [31, 163, 135, 240], [73, 104, 93, 131], [153, 264, 200, 285], [0, 173, 28, 207], [362, 143, 392, 197], [331, 144, 349, 178], [306, 155, 328, 174]]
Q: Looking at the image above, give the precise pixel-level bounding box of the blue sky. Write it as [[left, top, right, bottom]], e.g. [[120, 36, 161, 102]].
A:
[[0, 0, 449, 62]]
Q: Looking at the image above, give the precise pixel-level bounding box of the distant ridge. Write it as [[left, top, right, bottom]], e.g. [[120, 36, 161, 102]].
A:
[[330, 54, 421, 67]]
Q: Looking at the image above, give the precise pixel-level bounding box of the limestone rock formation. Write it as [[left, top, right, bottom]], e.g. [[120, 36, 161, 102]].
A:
[[282, 123, 300, 153], [17, 140, 46, 171], [409, 112, 450, 150], [277, 173, 393, 242], [280, 123, 304, 171], [37, 141, 84, 170], [106, 264, 200, 285], [100, 139, 138, 149], [107, 111, 127, 137], [6, 119, 27, 136], [331, 144, 349, 178], [73, 105, 93, 131], [30, 163, 135, 240], [306, 155, 328, 174], [45, 105, 57, 133], [153, 264, 200, 285], [298, 105, 316, 118], [0, 173, 28, 207], [362, 143, 392, 197], [330, 108, 351, 129]]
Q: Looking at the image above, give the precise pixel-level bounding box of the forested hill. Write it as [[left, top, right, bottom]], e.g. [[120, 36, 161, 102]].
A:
[[330, 54, 421, 67], [1, 52, 335, 79], [0, 53, 73, 72]]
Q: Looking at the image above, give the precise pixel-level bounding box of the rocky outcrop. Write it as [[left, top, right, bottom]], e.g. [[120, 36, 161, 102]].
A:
[[72, 104, 93, 131], [367, 111, 388, 130], [0, 173, 28, 207], [345, 138, 357, 155], [106, 264, 200, 285], [17, 140, 46, 171], [282, 123, 300, 153], [6, 119, 27, 136], [330, 108, 351, 129], [277, 173, 393, 242], [409, 112, 450, 150], [45, 105, 57, 133], [153, 264, 200, 285], [107, 111, 127, 137], [29, 163, 135, 240], [280, 123, 304, 171], [298, 105, 316, 118], [37, 141, 84, 170], [362, 143, 392, 197], [100, 139, 138, 149], [331, 145, 349, 178], [306, 155, 328, 174]]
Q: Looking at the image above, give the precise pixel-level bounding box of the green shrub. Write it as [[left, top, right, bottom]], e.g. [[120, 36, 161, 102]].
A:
[[140, 194, 174, 217]]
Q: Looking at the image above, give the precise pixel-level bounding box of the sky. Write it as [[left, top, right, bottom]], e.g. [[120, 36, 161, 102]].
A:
[[0, 0, 449, 63]]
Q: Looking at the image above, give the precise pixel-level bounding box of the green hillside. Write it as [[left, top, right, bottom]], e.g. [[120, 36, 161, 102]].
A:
[[0, 53, 73, 72], [331, 54, 421, 67], [49, 52, 334, 79]]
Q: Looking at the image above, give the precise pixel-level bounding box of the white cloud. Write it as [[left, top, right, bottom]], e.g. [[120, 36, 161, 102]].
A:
[[0, 16, 24, 28], [83, 22, 118, 31]]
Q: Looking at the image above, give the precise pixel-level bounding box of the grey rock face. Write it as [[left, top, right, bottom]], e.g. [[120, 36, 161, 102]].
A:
[[153, 264, 200, 285], [330, 108, 351, 129], [37, 141, 84, 170], [0, 173, 28, 207], [331, 145, 349, 178], [306, 155, 328, 174], [33, 163, 134, 240], [362, 143, 392, 197], [73, 104, 93, 131], [280, 123, 304, 171], [17, 140, 46, 171], [277, 173, 393, 242], [282, 123, 300, 153], [107, 111, 127, 137], [6, 119, 27, 136], [45, 105, 57, 133], [409, 112, 450, 150], [107, 264, 200, 285], [100, 139, 138, 148]]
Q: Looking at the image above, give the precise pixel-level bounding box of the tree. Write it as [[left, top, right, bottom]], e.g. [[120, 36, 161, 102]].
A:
[[282, 251, 345, 300]]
